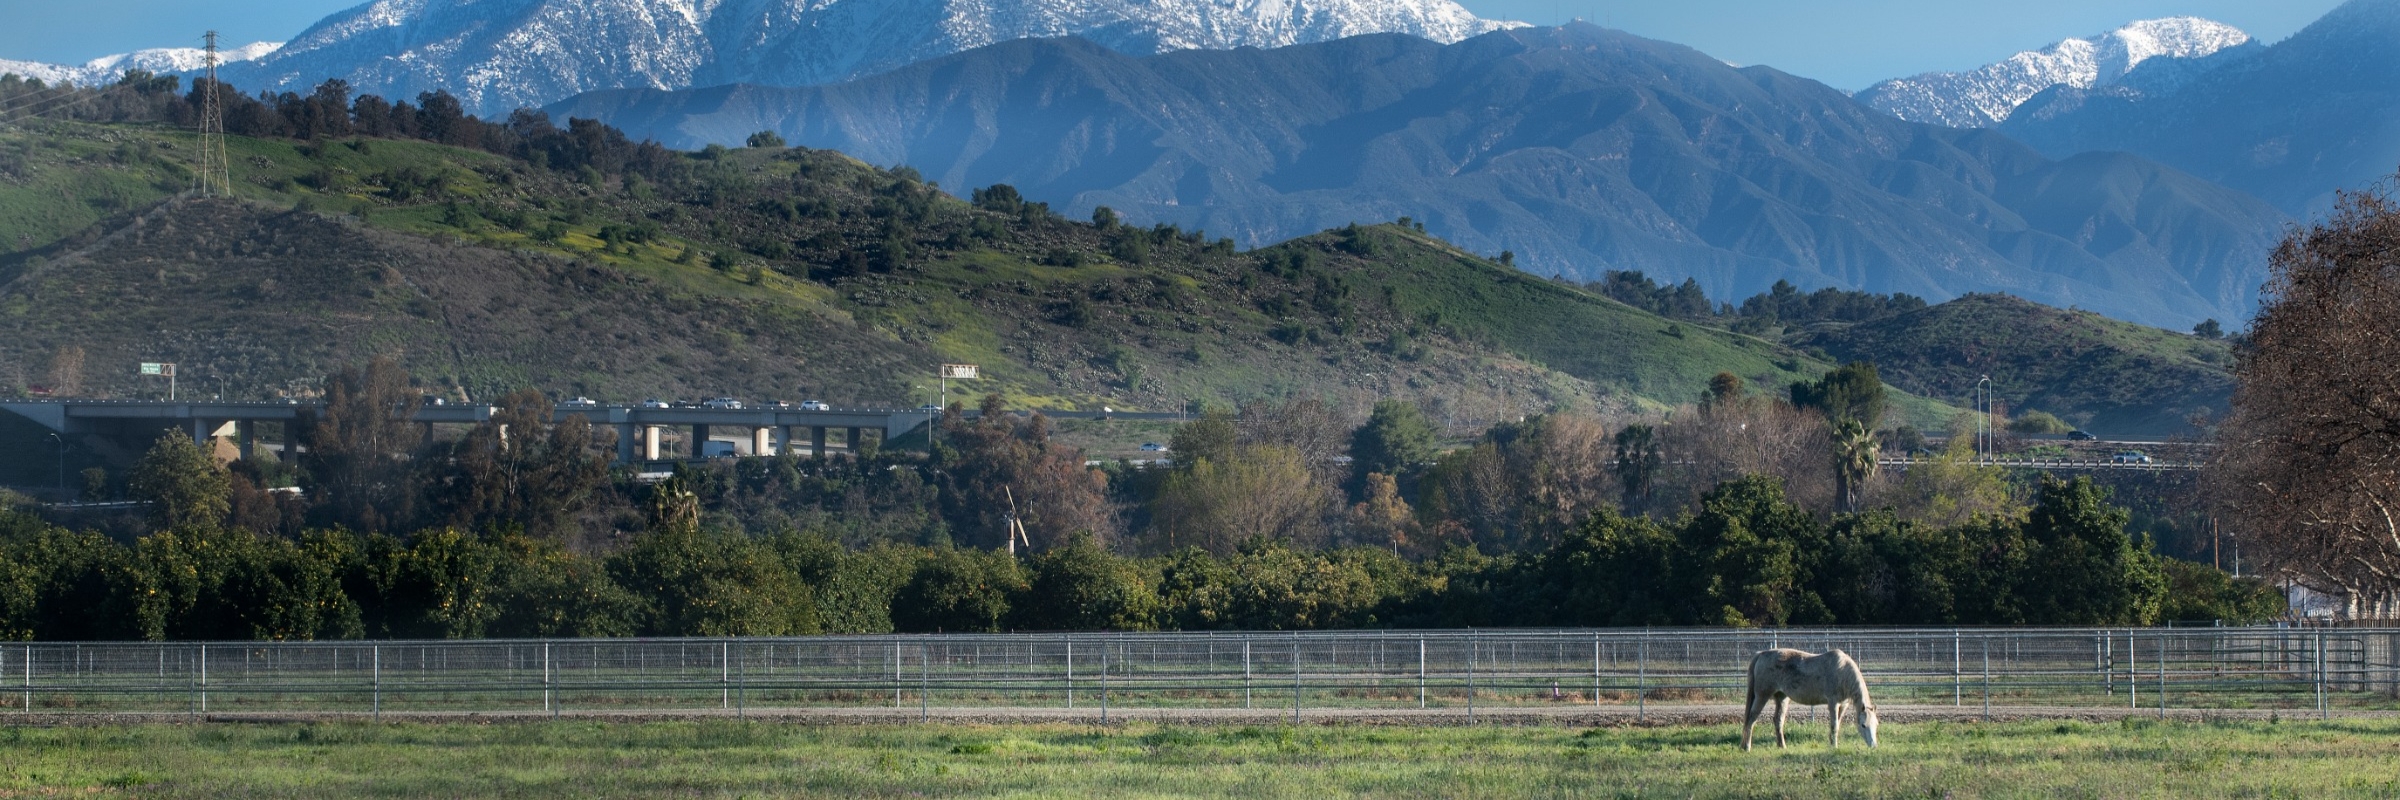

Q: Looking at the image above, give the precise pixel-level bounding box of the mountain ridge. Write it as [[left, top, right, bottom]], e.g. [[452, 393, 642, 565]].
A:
[[553, 24, 2291, 328], [1857, 17, 2256, 128], [1997, 0, 2400, 216], [190, 0, 1520, 116]]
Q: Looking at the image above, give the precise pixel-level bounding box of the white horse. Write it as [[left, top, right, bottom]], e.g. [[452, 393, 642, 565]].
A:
[[1741, 648, 1879, 751]]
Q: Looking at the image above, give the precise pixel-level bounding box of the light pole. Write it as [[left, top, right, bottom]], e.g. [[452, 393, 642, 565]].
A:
[[1974, 376, 1992, 463], [45, 433, 63, 500]]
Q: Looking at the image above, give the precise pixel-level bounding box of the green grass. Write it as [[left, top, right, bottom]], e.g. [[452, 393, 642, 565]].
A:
[[1, 718, 2395, 797]]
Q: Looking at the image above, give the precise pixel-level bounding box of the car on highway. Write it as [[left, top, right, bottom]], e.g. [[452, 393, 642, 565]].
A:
[[2067, 430, 2095, 441], [800, 400, 831, 411], [918, 403, 943, 413], [559, 396, 599, 409], [640, 398, 671, 408], [761, 399, 796, 409], [2112, 450, 2154, 464], [1140, 442, 1168, 452], [702, 397, 745, 409]]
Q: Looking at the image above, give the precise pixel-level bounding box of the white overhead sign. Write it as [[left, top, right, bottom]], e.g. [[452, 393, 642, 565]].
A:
[[940, 364, 979, 380]]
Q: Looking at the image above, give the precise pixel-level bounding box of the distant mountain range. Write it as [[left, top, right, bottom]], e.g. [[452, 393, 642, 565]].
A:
[[1998, 0, 2400, 216], [0, 40, 280, 88], [553, 24, 2287, 329], [1857, 17, 2256, 129], [128, 0, 1502, 116]]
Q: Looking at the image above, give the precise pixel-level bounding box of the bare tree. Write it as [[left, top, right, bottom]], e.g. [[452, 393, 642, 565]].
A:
[[2212, 189, 2400, 615], [303, 356, 420, 532]]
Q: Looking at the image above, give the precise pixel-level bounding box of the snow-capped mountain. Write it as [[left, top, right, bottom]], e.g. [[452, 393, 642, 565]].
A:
[[1856, 17, 2256, 128], [0, 41, 281, 88], [210, 0, 1521, 116]]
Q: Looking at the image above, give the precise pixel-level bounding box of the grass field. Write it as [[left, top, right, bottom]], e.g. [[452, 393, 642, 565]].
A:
[[4, 717, 2397, 798]]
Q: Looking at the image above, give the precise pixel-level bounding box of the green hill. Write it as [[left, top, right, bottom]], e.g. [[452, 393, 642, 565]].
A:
[[0, 117, 1946, 423], [1794, 294, 2233, 435]]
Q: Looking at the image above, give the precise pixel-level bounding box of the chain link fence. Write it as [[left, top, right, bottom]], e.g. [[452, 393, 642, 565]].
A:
[[5, 628, 2394, 720]]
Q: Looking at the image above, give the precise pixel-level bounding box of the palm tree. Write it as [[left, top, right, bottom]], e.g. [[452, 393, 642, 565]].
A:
[[1833, 418, 1879, 514]]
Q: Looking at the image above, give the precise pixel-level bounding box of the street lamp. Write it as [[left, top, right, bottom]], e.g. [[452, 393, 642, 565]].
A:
[[1974, 376, 1992, 463], [45, 433, 63, 500]]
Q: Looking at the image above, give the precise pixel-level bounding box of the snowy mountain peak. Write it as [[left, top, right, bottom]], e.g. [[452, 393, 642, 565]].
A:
[[0, 41, 282, 88], [210, 0, 1521, 116], [1857, 17, 2253, 128]]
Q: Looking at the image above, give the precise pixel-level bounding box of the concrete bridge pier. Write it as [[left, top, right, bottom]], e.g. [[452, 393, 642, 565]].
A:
[[802, 426, 821, 458], [615, 423, 637, 464], [190, 417, 211, 447], [642, 426, 662, 461], [847, 427, 865, 457], [693, 424, 711, 457], [752, 427, 773, 457], [237, 420, 257, 461]]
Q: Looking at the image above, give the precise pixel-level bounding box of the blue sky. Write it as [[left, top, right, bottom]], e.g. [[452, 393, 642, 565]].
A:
[[0, 0, 2350, 90]]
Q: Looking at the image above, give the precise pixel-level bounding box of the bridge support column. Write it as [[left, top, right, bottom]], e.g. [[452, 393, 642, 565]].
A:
[[846, 427, 863, 458], [616, 423, 637, 464], [782, 426, 802, 457], [752, 427, 773, 457], [421, 422, 436, 448], [190, 418, 210, 447], [237, 420, 257, 462], [643, 426, 662, 461], [692, 424, 711, 458], [811, 427, 827, 459]]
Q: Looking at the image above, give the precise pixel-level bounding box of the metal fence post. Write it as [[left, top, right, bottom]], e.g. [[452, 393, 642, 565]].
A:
[[893, 640, 902, 709], [1637, 633, 1647, 721], [1242, 638, 1251, 710], [371, 644, 381, 721], [2317, 629, 2329, 720], [1099, 640, 1109, 724], [1953, 629, 1962, 707], [1592, 634, 1602, 710], [2128, 631, 2138, 709], [1416, 637, 1425, 710], [21, 644, 29, 717], [721, 640, 731, 710], [1066, 640, 1075, 710], [197, 643, 207, 714], [1292, 633, 1303, 725], [920, 643, 929, 722], [543, 641, 554, 716], [1981, 636, 1990, 722], [1466, 633, 1476, 723]]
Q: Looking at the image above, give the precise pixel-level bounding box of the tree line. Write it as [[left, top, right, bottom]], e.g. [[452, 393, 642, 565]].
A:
[[0, 355, 2280, 641]]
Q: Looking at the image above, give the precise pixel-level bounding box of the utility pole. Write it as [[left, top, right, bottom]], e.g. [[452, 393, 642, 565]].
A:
[[1975, 375, 1992, 463], [194, 31, 231, 197]]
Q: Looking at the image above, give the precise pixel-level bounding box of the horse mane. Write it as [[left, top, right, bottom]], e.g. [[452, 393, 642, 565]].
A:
[[1831, 649, 1874, 711]]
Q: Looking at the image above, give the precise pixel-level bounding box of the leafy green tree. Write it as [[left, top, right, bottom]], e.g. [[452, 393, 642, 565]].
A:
[[2193, 318, 2224, 339], [608, 522, 820, 637], [2008, 410, 2075, 434], [0, 511, 145, 640], [890, 546, 1022, 632], [1538, 506, 1680, 626], [2017, 476, 2167, 625], [2157, 558, 2284, 624], [1350, 400, 1437, 490], [127, 433, 230, 530], [132, 527, 361, 640], [1169, 411, 1238, 467], [487, 534, 644, 638], [1677, 476, 1829, 626], [745, 130, 786, 148], [1012, 532, 1159, 631], [1789, 361, 1887, 430]]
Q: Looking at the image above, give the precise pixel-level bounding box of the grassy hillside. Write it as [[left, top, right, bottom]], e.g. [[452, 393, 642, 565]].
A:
[[1795, 293, 2234, 435], [0, 118, 1940, 422]]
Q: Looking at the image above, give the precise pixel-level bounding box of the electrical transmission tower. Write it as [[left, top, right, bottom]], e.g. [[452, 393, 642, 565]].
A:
[[193, 30, 231, 197]]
